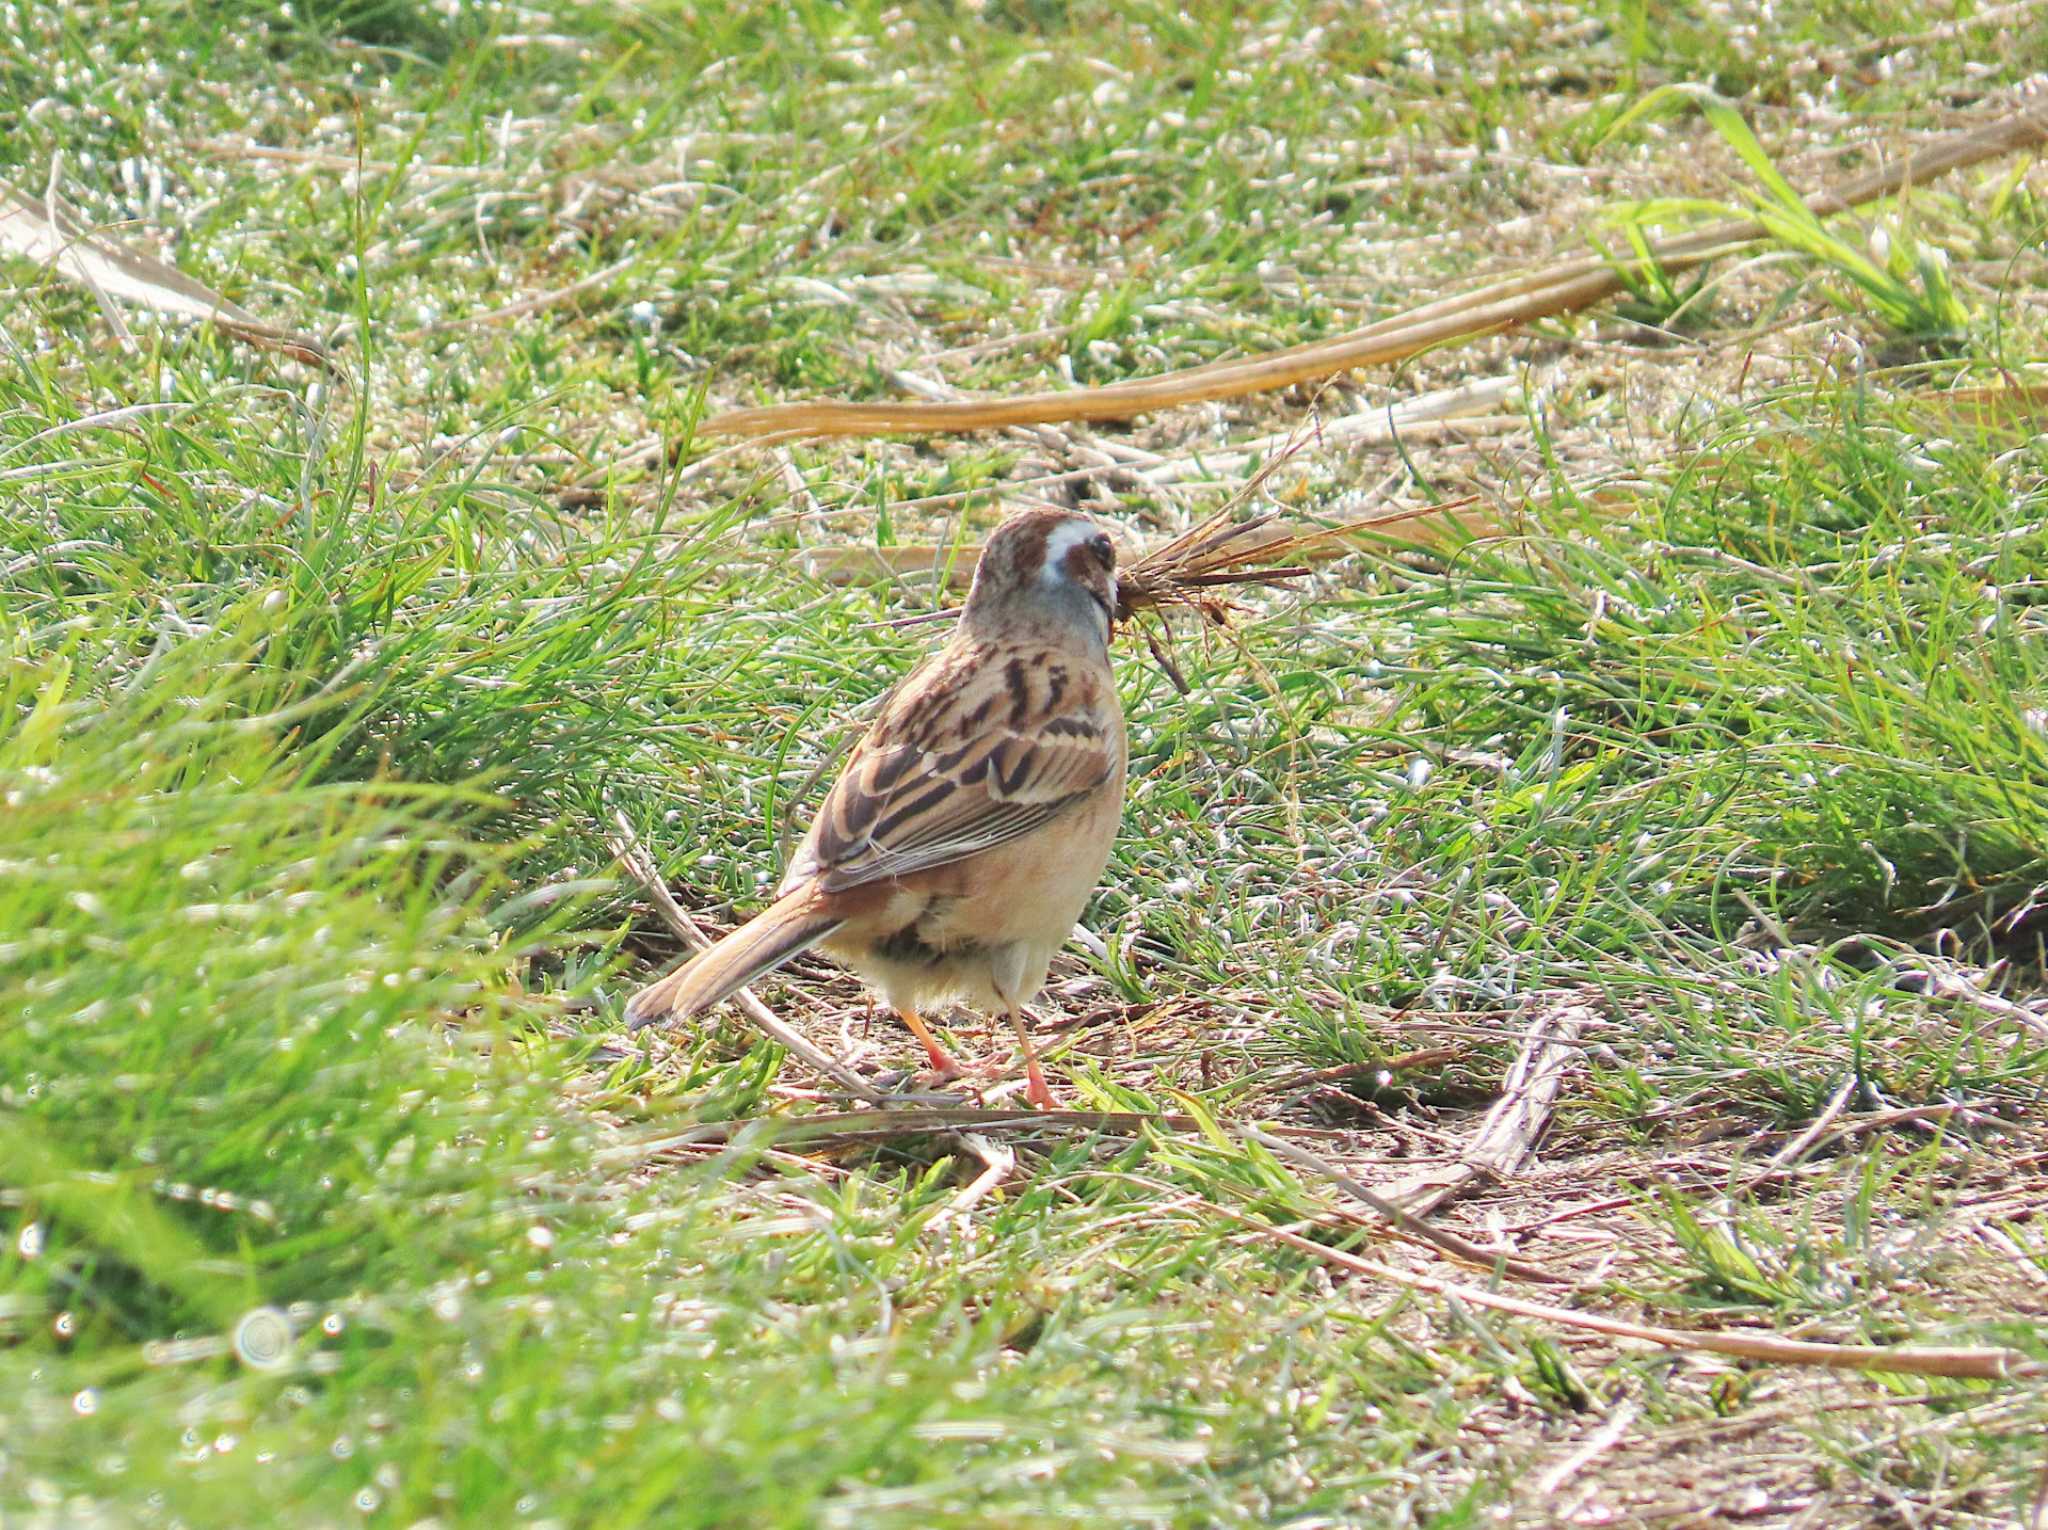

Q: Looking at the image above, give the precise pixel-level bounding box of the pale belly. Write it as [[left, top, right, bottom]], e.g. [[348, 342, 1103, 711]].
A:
[[822, 776, 1123, 1016]]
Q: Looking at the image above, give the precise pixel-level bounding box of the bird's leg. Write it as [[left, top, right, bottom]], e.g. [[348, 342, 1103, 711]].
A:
[[896, 1007, 961, 1077], [1005, 1004, 1056, 1110]]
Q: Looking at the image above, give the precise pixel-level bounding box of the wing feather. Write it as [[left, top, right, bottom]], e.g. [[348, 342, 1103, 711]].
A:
[[788, 639, 1120, 893]]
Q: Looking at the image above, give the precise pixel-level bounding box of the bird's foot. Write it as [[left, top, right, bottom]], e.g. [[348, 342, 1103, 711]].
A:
[[966, 1050, 1059, 1110], [906, 1039, 984, 1098], [1021, 1056, 1058, 1111]]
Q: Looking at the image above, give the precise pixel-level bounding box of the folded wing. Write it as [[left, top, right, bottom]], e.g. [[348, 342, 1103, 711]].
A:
[[788, 640, 1121, 893]]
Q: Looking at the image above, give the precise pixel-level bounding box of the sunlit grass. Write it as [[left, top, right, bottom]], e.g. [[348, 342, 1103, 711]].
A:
[[6, 0, 2048, 1523]]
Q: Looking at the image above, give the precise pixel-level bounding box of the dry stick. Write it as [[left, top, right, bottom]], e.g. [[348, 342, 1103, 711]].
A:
[[1533, 1399, 1641, 1498], [1244, 1125, 1565, 1285], [606, 810, 888, 1103], [923, 1132, 1015, 1234], [1375, 1003, 1591, 1215], [886, 364, 1161, 472], [1216, 1207, 2038, 1380], [705, 253, 1727, 439], [1738, 1072, 1858, 1197], [703, 104, 2048, 441]]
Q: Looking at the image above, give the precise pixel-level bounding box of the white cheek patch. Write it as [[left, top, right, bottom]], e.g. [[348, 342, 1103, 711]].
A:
[[1038, 519, 1098, 586]]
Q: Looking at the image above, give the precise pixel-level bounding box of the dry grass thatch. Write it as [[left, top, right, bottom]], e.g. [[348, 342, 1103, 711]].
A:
[[700, 102, 2048, 442]]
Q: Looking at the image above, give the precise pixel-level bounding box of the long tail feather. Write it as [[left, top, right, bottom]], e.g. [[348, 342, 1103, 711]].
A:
[[624, 888, 843, 1032]]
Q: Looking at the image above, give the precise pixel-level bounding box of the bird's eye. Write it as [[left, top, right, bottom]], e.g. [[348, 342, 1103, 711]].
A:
[[1089, 534, 1114, 567]]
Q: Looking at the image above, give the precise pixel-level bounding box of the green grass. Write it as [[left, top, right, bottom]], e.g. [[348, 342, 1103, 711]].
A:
[[6, 1, 2048, 1524]]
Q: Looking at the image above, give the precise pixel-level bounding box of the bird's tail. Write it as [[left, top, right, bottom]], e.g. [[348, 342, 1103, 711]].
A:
[[624, 887, 843, 1032]]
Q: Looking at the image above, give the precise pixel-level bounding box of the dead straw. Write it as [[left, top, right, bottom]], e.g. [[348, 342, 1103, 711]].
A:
[[605, 809, 889, 1103], [1214, 1204, 2040, 1381], [701, 103, 2048, 441]]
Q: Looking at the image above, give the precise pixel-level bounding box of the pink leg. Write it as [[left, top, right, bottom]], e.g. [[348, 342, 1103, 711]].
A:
[[897, 1007, 961, 1076], [1006, 1005, 1056, 1109]]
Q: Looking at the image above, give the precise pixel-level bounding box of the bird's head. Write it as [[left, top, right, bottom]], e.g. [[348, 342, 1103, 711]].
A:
[[961, 510, 1118, 650]]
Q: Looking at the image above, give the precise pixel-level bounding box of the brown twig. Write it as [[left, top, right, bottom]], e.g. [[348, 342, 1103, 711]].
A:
[[699, 102, 2048, 440], [1213, 1204, 2039, 1380], [1243, 1125, 1565, 1284], [606, 810, 889, 1103]]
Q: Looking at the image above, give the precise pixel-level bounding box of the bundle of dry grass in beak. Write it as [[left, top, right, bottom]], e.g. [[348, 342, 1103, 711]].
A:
[[1108, 505, 1377, 691], [1106, 473, 1502, 687], [1111, 510, 1313, 628]]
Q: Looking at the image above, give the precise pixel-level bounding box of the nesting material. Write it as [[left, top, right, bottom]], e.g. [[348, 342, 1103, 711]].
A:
[[1111, 509, 1313, 627]]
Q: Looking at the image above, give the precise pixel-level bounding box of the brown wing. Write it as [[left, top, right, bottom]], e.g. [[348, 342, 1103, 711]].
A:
[[786, 639, 1121, 894]]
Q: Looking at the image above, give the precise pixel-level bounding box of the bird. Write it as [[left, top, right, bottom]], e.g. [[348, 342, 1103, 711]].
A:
[[624, 508, 1127, 1109]]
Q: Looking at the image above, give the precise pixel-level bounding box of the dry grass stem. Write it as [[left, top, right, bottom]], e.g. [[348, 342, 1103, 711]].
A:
[[1244, 1125, 1566, 1284], [605, 810, 889, 1103], [702, 102, 2048, 441], [1221, 1209, 2040, 1380]]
